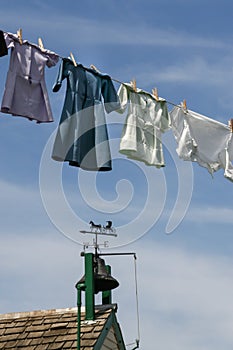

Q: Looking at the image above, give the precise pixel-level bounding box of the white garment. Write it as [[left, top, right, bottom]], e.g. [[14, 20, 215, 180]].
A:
[[117, 83, 170, 167], [170, 106, 233, 181]]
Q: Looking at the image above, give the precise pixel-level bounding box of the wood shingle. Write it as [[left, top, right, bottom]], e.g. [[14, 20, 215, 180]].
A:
[[0, 305, 125, 349]]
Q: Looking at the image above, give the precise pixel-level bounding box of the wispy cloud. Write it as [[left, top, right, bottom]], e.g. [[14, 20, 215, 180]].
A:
[[161, 202, 233, 228], [125, 55, 233, 88], [185, 205, 233, 224], [115, 241, 233, 349], [0, 232, 79, 313], [1, 10, 231, 51], [62, 20, 229, 49]]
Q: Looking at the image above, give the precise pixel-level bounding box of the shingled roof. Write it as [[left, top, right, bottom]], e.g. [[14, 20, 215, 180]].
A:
[[0, 304, 126, 349]]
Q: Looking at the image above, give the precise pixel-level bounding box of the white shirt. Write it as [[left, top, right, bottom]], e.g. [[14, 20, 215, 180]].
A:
[[170, 105, 233, 181], [117, 83, 170, 167]]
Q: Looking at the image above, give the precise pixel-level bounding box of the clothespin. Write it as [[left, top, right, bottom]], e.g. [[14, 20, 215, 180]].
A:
[[90, 64, 100, 72], [38, 37, 44, 50], [17, 28, 23, 45], [182, 99, 187, 111], [70, 52, 77, 67], [152, 87, 159, 101], [228, 118, 233, 132], [130, 79, 137, 92]]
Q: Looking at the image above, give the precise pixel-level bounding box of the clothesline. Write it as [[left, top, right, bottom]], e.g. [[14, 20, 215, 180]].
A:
[[87, 64, 181, 109], [1, 29, 232, 128], [67, 52, 181, 108], [3, 29, 182, 111], [2, 29, 233, 182], [111, 76, 180, 108]]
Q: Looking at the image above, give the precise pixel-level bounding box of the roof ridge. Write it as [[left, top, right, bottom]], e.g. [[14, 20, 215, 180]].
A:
[[0, 303, 117, 320], [0, 306, 79, 320]]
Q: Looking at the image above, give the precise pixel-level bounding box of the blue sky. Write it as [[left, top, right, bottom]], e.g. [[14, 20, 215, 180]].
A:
[[1, 1, 233, 349]]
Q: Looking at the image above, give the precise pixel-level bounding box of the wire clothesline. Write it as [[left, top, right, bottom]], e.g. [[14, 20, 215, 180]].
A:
[[4, 28, 183, 111], [3, 28, 233, 129]]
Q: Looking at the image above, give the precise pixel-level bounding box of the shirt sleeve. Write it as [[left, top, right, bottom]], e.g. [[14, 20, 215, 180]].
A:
[[45, 51, 60, 68], [52, 58, 66, 92], [0, 30, 8, 57], [159, 101, 171, 132], [3, 32, 15, 50], [170, 106, 196, 161], [101, 77, 120, 113], [116, 84, 129, 114]]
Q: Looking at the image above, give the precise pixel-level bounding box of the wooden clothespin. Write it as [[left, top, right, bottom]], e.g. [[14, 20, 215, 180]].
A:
[[182, 99, 187, 111], [130, 79, 137, 92], [38, 37, 44, 50], [228, 118, 233, 132], [90, 64, 100, 72], [70, 52, 77, 67], [17, 28, 23, 45], [152, 87, 159, 101]]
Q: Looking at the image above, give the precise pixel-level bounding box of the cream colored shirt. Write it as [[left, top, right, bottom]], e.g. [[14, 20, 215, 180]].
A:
[[117, 83, 170, 167]]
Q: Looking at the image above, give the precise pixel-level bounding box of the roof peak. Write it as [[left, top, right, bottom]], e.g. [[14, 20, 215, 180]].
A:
[[0, 303, 117, 320]]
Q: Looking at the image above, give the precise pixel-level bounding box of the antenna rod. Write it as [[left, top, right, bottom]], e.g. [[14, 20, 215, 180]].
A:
[[98, 252, 137, 258], [94, 232, 98, 258]]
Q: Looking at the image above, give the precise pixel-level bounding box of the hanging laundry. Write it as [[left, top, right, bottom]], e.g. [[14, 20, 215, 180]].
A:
[[1, 32, 59, 123], [52, 58, 120, 171], [170, 105, 233, 182], [117, 83, 170, 167], [0, 30, 7, 57]]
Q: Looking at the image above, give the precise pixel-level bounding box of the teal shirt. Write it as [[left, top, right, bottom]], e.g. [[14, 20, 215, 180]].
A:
[[52, 58, 119, 171]]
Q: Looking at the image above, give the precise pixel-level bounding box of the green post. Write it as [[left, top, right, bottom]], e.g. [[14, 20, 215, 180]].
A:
[[102, 265, 112, 305], [85, 253, 95, 320], [76, 283, 85, 350]]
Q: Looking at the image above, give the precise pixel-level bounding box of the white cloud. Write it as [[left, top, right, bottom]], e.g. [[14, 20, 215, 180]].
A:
[[0, 179, 46, 229], [1, 9, 231, 51], [131, 55, 233, 88], [0, 231, 80, 313], [185, 205, 233, 224], [114, 241, 233, 349], [61, 20, 228, 49]]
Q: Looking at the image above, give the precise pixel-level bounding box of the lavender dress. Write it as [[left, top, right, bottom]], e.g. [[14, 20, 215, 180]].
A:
[[1, 32, 59, 123]]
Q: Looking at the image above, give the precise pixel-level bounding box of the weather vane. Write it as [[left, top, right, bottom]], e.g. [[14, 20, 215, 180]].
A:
[[80, 220, 117, 255]]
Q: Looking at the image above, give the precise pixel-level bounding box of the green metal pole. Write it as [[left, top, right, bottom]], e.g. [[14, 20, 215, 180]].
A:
[[85, 253, 95, 320], [76, 283, 85, 350]]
